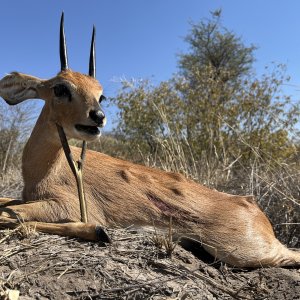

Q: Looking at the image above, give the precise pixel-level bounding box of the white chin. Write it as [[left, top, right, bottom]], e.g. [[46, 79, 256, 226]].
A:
[[78, 130, 102, 141], [69, 128, 102, 141]]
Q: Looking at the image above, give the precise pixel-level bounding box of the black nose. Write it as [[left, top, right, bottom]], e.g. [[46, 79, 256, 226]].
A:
[[89, 109, 105, 126]]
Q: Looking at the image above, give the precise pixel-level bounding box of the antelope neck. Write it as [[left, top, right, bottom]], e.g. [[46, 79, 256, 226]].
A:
[[22, 105, 65, 187]]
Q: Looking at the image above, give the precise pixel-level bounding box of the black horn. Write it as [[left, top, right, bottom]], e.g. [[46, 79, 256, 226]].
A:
[[60, 12, 69, 71], [89, 26, 96, 78]]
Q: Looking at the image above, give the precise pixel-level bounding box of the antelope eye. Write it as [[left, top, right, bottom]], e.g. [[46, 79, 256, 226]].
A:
[[53, 84, 71, 100], [99, 94, 106, 103]]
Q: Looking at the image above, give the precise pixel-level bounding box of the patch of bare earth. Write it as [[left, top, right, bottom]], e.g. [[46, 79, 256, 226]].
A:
[[0, 227, 299, 300]]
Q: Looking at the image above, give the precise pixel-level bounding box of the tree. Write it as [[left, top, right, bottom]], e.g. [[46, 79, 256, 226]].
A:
[[179, 10, 256, 84], [0, 102, 34, 173]]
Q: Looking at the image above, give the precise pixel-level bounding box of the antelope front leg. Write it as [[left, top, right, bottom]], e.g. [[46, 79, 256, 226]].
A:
[[0, 216, 110, 242], [0, 200, 111, 242], [0, 198, 13, 203], [0, 198, 24, 207], [0, 199, 77, 222], [0, 198, 20, 204]]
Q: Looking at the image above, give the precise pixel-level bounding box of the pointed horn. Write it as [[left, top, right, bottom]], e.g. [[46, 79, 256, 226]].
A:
[[89, 26, 96, 78], [60, 12, 69, 71]]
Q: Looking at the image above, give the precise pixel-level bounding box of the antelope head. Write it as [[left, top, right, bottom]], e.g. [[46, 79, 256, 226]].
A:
[[0, 13, 106, 142]]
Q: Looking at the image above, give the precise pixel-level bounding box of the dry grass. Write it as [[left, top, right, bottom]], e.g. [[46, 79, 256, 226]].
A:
[[151, 217, 178, 258], [0, 169, 23, 199]]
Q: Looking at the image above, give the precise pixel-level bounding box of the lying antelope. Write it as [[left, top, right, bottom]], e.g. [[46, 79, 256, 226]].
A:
[[0, 14, 299, 268]]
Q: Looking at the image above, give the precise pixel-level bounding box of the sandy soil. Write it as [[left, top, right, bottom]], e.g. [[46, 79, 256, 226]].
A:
[[0, 226, 299, 300]]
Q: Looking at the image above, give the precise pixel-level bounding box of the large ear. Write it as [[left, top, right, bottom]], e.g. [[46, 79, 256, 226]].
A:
[[0, 72, 44, 105]]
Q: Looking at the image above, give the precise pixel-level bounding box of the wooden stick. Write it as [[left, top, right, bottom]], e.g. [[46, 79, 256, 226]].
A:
[[56, 124, 88, 223]]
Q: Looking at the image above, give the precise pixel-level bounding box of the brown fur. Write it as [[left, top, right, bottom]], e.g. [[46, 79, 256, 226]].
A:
[[0, 70, 299, 268]]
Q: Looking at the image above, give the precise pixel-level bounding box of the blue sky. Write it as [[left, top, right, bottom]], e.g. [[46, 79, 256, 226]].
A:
[[1, 1, 300, 130]]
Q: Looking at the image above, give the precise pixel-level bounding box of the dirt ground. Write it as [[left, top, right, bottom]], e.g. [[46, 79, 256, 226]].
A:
[[0, 226, 299, 300]]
